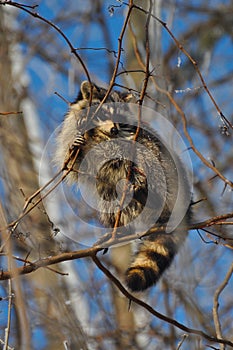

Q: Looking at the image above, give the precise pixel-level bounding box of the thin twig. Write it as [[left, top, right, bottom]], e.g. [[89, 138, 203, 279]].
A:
[[92, 1, 134, 115], [1, 212, 233, 280], [0, 202, 31, 347], [0, 148, 79, 236], [212, 262, 233, 350], [0, 210, 232, 278], [125, 2, 232, 129], [0, 1, 91, 83], [176, 334, 188, 350], [0, 246, 102, 280], [0, 111, 22, 115], [3, 280, 12, 350], [92, 254, 233, 348], [152, 79, 233, 188], [121, 1, 233, 189], [0, 339, 14, 350]]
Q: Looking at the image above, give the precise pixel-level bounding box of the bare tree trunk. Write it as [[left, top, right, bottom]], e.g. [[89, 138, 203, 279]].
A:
[[0, 7, 88, 350], [111, 246, 136, 349]]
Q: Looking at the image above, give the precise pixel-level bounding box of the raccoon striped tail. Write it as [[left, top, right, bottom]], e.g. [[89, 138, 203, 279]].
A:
[[125, 231, 187, 292]]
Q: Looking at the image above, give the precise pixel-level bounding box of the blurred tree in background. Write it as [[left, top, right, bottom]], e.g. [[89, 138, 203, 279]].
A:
[[0, 1, 233, 349]]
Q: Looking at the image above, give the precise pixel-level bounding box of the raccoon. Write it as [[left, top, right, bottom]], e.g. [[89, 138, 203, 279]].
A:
[[56, 81, 191, 292]]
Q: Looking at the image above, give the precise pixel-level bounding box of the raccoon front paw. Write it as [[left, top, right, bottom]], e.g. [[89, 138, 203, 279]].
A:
[[71, 133, 86, 149]]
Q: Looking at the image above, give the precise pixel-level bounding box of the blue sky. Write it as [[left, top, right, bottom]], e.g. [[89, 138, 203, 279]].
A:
[[1, 1, 233, 348]]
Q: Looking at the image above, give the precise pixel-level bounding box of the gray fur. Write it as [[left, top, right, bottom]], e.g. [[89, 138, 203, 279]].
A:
[[56, 81, 191, 291]]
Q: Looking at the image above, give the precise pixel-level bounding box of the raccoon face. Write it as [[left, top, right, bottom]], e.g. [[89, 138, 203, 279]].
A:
[[85, 119, 119, 142], [95, 119, 119, 138], [85, 120, 137, 146], [71, 81, 136, 141]]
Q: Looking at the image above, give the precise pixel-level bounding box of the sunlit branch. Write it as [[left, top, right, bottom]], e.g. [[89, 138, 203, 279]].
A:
[[92, 254, 233, 348]]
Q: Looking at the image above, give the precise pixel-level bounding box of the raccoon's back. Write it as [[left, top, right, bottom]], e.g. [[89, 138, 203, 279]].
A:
[[94, 136, 175, 229]]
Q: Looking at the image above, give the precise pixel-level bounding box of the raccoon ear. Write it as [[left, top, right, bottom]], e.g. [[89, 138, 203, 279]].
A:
[[80, 81, 91, 99], [80, 81, 99, 100]]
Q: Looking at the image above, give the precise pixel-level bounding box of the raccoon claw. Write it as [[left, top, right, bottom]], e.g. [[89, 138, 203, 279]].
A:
[[103, 248, 109, 255], [72, 133, 86, 149]]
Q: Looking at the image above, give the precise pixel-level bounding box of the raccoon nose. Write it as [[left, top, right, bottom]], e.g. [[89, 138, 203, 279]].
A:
[[110, 126, 118, 135]]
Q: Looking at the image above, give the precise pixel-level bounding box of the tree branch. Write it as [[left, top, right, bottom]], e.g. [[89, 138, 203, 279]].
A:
[[212, 262, 233, 350], [92, 254, 233, 348]]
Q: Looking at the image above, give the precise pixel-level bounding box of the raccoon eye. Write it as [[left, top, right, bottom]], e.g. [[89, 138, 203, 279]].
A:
[[110, 126, 118, 135]]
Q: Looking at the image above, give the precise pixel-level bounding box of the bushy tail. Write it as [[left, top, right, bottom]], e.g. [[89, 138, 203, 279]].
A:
[[125, 230, 187, 292]]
